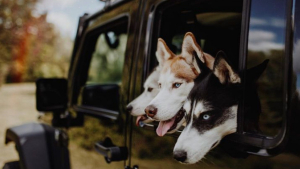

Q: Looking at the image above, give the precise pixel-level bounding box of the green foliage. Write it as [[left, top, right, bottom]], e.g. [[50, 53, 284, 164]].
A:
[[88, 34, 127, 84]]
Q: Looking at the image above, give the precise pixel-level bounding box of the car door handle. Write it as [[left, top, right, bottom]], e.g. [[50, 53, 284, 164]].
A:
[[94, 137, 128, 163]]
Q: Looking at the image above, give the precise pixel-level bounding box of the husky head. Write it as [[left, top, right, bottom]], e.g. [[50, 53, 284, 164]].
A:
[[126, 66, 160, 125], [126, 38, 169, 125], [173, 51, 268, 164], [145, 32, 214, 136]]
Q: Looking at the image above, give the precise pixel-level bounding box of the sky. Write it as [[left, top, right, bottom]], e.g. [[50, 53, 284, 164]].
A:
[[35, 0, 105, 38], [247, 0, 286, 53]]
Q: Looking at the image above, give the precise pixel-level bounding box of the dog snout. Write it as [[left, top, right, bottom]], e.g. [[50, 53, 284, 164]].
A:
[[173, 150, 187, 163], [145, 105, 157, 118], [126, 105, 133, 113]]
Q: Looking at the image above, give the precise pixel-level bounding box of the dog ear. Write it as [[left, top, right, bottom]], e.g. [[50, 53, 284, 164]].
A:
[[156, 38, 174, 67], [194, 51, 210, 76], [246, 59, 269, 84], [181, 32, 214, 72], [213, 51, 241, 84]]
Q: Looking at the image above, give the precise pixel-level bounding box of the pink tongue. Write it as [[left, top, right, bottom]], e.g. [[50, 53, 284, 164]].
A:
[[156, 117, 176, 137]]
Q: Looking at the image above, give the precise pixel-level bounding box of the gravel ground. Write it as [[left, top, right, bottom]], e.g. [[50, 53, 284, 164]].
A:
[[0, 83, 120, 169], [0, 83, 38, 167]]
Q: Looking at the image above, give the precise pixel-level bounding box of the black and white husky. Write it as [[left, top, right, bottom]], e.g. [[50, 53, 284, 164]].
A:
[[173, 51, 268, 164]]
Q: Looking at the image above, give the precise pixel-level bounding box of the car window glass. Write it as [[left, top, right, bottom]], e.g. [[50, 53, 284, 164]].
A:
[[245, 0, 287, 136]]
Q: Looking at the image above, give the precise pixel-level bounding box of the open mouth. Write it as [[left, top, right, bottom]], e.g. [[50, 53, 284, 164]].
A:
[[156, 108, 185, 136], [136, 114, 149, 126]]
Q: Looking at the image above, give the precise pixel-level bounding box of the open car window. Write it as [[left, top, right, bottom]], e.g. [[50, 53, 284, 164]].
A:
[[141, 0, 290, 155], [145, 0, 243, 130], [74, 18, 128, 117]]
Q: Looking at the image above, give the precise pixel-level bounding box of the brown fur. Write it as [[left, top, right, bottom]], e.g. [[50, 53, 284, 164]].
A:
[[158, 32, 214, 83], [162, 56, 199, 82], [158, 38, 176, 59]]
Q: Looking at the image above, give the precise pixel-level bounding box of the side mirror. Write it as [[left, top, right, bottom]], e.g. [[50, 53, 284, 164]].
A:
[[36, 78, 68, 112]]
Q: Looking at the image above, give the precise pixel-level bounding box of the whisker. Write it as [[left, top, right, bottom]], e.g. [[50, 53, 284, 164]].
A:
[[204, 157, 216, 166], [199, 158, 210, 167]]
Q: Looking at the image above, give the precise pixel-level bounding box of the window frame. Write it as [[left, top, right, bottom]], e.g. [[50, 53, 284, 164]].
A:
[[70, 15, 130, 120], [140, 0, 293, 155], [224, 0, 293, 156]]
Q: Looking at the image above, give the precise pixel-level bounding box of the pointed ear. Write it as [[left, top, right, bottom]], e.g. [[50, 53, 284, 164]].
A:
[[194, 51, 210, 76], [181, 32, 214, 72], [246, 59, 269, 84], [213, 51, 241, 84], [203, 52, 215, 70], [156, 38, 174, 67]]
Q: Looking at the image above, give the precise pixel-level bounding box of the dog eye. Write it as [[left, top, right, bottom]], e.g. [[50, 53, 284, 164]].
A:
[[173, 83, 182, 88], [202, 114, 210, 120], [147, 87, 153, 92], [158, 83, 161, 88]]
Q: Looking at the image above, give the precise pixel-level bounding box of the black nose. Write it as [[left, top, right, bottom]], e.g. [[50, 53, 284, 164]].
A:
[[126, 105, 133, 113], [145, 105, 157, 118], [173, 150, 187, 162]]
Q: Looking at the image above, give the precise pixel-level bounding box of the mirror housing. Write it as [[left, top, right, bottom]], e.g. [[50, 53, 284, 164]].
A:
[[36, 78, 68, 112]]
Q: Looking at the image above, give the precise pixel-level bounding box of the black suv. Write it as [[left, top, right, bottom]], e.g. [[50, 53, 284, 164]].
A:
[[4, 0, 300, 169]]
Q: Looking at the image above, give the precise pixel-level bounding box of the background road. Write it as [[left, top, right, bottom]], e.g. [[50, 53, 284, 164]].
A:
[[0, 83, 121, 169], [0, 83, 37, 167]]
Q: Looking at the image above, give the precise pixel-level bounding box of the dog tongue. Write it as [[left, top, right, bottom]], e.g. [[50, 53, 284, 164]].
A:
[[136, 115, 148, 126], [136, 116, 142, 126], [156, 117, 176, 137]]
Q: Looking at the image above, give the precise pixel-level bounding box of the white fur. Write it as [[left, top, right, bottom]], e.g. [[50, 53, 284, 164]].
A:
[[127, 67, 160, 116], [174, 104, 237, 164], [148, 69, 195, 121]]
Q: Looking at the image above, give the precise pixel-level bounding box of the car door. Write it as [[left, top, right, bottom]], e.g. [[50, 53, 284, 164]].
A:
[[66, 1, 142, 168]]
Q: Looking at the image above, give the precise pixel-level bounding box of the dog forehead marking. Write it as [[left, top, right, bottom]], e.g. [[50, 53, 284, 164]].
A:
[[162, 56, 198, 82]]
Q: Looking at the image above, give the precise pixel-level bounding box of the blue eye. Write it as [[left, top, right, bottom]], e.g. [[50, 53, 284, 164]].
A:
[[174, 83, 181, 88], [203, 114, 210, 120]]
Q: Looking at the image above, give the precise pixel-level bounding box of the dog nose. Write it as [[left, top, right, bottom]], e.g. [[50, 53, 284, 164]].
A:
[[126, 105, 133, 113], [173, 150, 187, 162], [145, 105, 157, 118]]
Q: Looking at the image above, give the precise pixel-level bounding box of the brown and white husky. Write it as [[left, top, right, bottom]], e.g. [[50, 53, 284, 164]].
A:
[[145, 32, 215, 136]]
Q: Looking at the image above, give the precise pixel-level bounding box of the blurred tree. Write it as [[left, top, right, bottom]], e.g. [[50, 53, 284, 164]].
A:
[[0, 0, 72, 84]]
